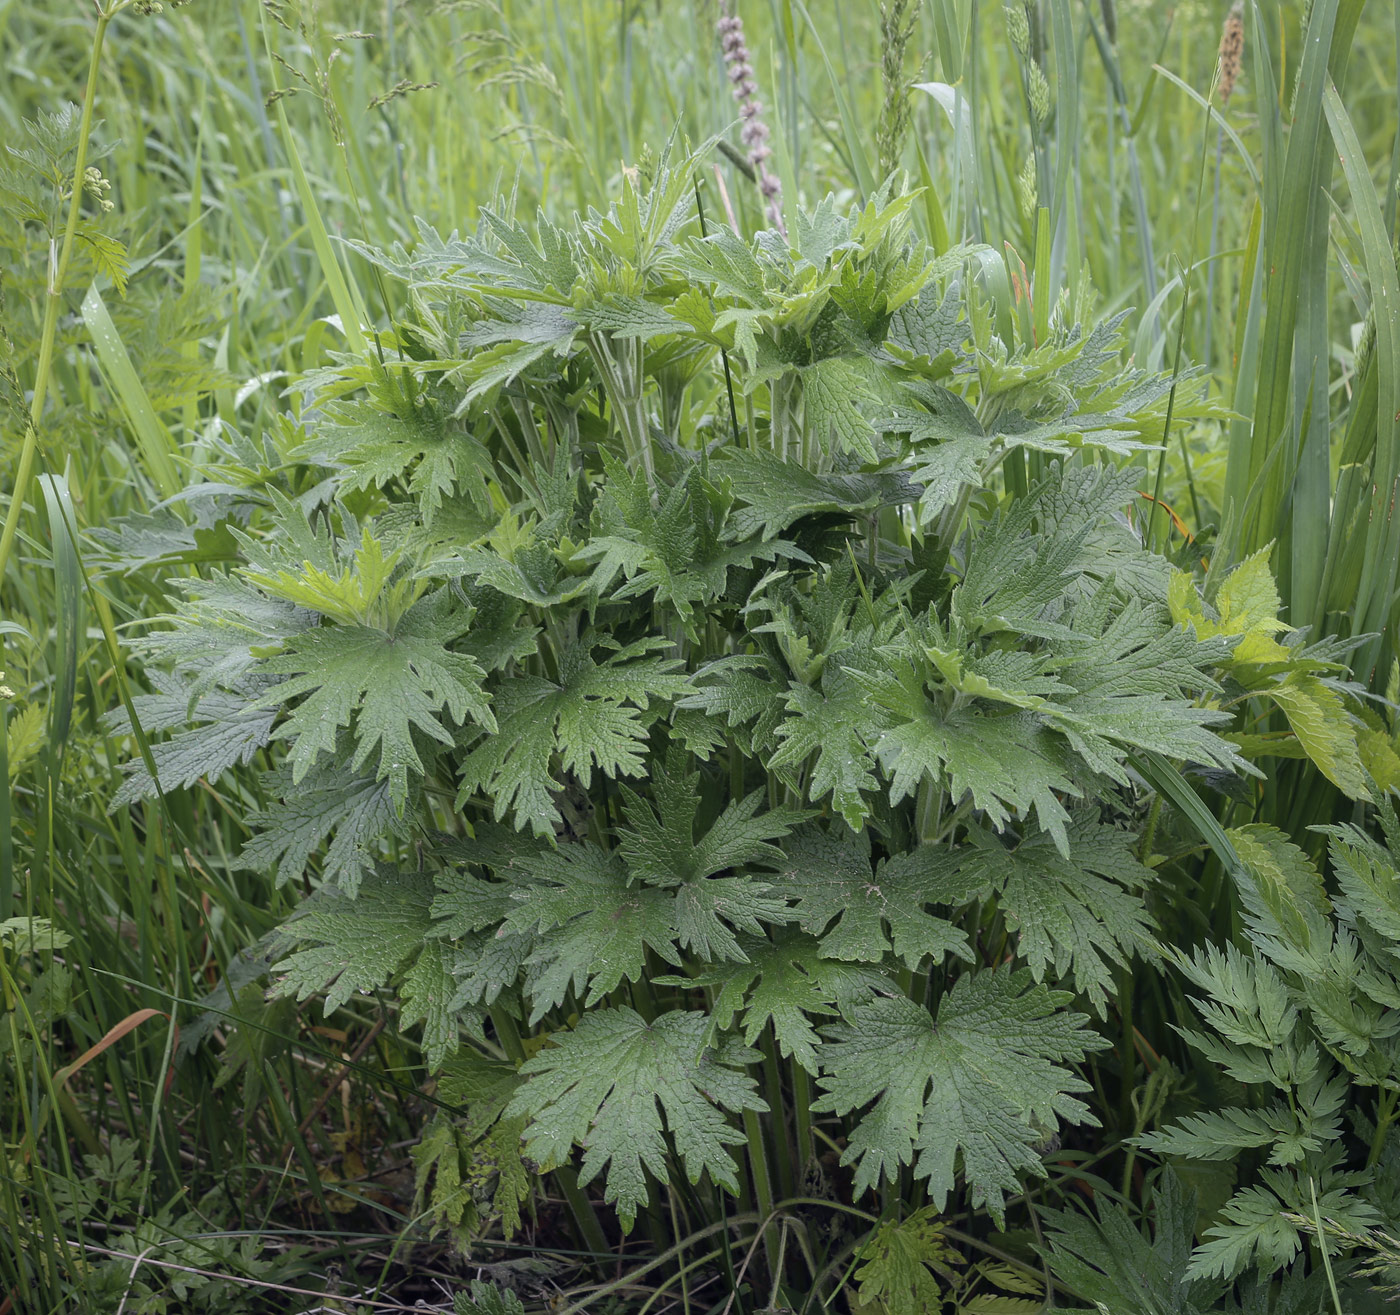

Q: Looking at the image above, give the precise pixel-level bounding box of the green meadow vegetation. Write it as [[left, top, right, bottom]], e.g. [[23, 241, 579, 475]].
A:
[[3, 0, 1400, 1311]]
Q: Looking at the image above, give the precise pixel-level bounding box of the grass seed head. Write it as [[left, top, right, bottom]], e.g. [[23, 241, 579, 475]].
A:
[[877, 0, 918, 178], [1217, 2, 1244, 105], [1017, 153, 1038, 220], [1028, 61, 1051, 126], [1005, 3, 1030, 57]]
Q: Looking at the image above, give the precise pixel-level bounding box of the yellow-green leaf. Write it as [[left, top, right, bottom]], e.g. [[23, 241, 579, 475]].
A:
[[1266, 675, 1368, 799], [1214, 549, 1287, 641], [1355, 707, 1400, 793], [1170, 550, 1290, 665]]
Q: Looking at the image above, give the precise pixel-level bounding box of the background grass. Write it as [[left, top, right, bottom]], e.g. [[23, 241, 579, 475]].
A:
[[1, 0, 1398, 1310]]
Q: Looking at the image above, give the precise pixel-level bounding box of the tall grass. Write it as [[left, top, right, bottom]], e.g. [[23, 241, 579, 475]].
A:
[[1, 0, 1398, 1310]]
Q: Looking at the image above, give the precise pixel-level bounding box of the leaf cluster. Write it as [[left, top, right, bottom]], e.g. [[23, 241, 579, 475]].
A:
[[126, 167, 1257, 1255], [1137, 809, 1400, 1280]]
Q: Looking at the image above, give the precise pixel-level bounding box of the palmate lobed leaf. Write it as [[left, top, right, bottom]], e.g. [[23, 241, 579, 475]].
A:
[[501, 774, 810, 1019], [852, 1205, 962, 1315], [800, 357, 882, 461], [506, 1008, 767, 1231], [503, 844, 682, 1023], [274, 869, 478, 1063], [401, 940, 474, 1069], [456, 635, 690, 836], [814, 967, 1109, 1225], [138, 570, 314, 693], [719, 446, 919, 542], [678, 654, 788, 757], [259, 588, 494, 811], [775, 827, 969, 968], [307, 401, 494, 527], [106, 676, 278, 807], [274, 870, 434, 1014], [930, 813, 1160, 1015], [617, 754, 805, 887], [659, 929, 893, 1071], [625, 770, 806, 961], [852, 668, 1081, 851], [236, 758, 407, 895], [770, 679, 884, 831], [582, 456, 808, 623]]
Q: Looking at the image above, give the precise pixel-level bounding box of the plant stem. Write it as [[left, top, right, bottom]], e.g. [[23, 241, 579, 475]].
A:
[[556, 1164, 612, 1260], [742, 1106, 778, 1277], [490, 1006, 526, 1064], [0, 9, 112, 587], [791, 1064, 814, 1180], [761, 1036, 795, 1201], [1367, 1087, 1397, 1169]]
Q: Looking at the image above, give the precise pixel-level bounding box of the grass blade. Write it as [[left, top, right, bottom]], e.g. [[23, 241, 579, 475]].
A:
[[258, 10, 370, 357], [38, 472, 80, 752], [1324, 80, 1400, 682], [1132, 751, 1246, 886], [80, 286, 182, 500], [792, 0, 876, 197]]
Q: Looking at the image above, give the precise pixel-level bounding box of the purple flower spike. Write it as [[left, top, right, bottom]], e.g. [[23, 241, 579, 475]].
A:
[[717, 3, 785, 237]]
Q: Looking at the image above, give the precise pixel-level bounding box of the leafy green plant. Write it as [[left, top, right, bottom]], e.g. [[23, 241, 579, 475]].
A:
[[851, 1202, 1045, 1314], [1135, 805, 1400, 1284], [1042, 1169, 1332, 1315], [118, 161, 1277, 1298], [6, 0, 1400, 1309]]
